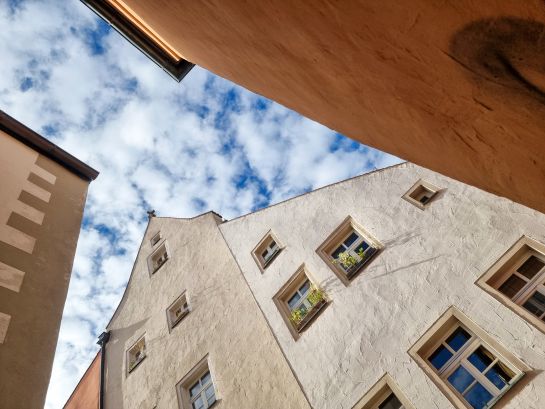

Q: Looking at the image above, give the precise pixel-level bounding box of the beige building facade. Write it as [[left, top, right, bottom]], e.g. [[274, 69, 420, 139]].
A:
[[98, 162, 545, 409], [0, 111, 97, 409]]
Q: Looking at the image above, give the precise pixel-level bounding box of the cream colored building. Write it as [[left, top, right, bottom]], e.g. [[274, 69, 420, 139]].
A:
[[0, 111, 98, 409], [98, 162, 545, 409]]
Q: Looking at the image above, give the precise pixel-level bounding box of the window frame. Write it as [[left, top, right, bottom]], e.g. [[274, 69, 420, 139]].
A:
[[147, 240, 170, 276], [352, 373, 414, 409], [150, 231, 161, 246], [477, 236, 545, 335], [409, 307, 529, 409], [317, 216, 382, 286], [273, 264, 329, 340], [167, 291, 191, 331], [251, 230, 284, 273], [402, 179, 441, 210], [176, 355, 218, 409], [126, 334, 147, 375]]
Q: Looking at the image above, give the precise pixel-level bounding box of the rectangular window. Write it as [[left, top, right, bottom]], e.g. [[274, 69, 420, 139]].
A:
[[317, 216, 382, 285], [177, 356, 218, 409], [150, 231, 161, 246], [402, 179, 441, 209], [127, 335, 146, 374], [353, 373, 414, 409], [409, 307, 528, 409], [148, 242, 169, 275], [252, 231, 283, 272], [477, 236, 545, 334], [273, 265, 328, 339], [167, 292, 190, 330]]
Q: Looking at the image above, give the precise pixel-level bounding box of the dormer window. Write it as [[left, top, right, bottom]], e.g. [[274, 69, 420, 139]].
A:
[[127, 335, 146, 374], [317, 216, 382, 286], [148, 242, 169, 275], [252, 231, 283, 272], [402, 179, 441, 209], [167, 292, 190, 330]]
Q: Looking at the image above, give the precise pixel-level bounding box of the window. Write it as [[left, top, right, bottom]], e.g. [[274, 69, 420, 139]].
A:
[[167, 292, 190, 331], [177, 356, 217, 409], [273, 265, 329, 339], [251, 231, 283, 272], [127, 335, 146, 374], [150, 232, 161, 246], [353, 374, 414, 409], [148, 242, 169, 275], [478, 236, 545, 333], [409, 307, 528, 409], [317, 216, 382, 285], [402, 179, 440, 209]]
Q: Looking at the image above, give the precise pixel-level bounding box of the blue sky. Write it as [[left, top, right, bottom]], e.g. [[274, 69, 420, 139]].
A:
[[0, 1, 400, 407]]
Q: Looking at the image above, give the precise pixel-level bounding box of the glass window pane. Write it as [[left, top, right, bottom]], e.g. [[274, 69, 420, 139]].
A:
[[498, 275, 527, 299], [192, 396, 205, 409], [269, 240, 277, 249], [522, 291, 545, 317], [378, 392, 404, 409], [204, 384, 215, 399], [332, 245, 345, 259], [190, 381, 202, 397], [299, 280, 310, 295], [468, 346, 495, 372], [485, 362, 515, 390], [201, 371, 211, 385], [464, 382, 494, 409], [343, 232, 359, 247], [446, 327, 471, 351], [517, 255, 545, 280], [288, 293, 301, 310], [447, 365, 475, 394], [355, 240, 370, 254], [429, 345, 453, 370], [261, 249, 269, 259]]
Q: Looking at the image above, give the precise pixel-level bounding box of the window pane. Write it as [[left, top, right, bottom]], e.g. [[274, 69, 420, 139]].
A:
[[429, 345, 453, 370], [201, 371, 211, 385], [192, 396, 205, 409], [299, 280, 311, 295], [448, 365, 475, 394], [498, 275, 526, 299], [204, 384, 215, 399], [288, 292, 301, 310], [332, 245, 345, 259], [269, 240, 277, 249], [355, 240, 370, 254], [261, 249, 269, 259], [343, 232, 359, 247], [522, 291, 545, 317], [468, 346, 494, 372], [378, 392, 404, 409], [517, 255, 545, 280], [446, 327, 471, 351], [485, 362, 514, 390], [464, 382, 493, 409], [190, 381, 202, 397]]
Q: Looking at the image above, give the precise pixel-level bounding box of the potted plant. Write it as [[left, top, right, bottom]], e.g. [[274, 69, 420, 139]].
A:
[[290, 287, 327, 331]]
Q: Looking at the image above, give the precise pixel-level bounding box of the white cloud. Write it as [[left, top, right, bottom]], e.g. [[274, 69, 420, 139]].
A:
[[0, 1, 401, 408]]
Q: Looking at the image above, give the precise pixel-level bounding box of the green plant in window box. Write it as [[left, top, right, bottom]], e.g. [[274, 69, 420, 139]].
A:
[[333, 249, 366, 269], [289, 288, 325, 326]]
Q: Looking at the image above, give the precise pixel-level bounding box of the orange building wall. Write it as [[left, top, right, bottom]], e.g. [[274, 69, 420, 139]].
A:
[[63, 352, 100, 409], [111, 0, 545, 214]]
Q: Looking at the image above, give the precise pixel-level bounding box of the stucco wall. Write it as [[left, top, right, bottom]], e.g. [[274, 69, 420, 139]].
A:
[[220, 162, 545, 409], [63, 352, 100, 409], [104, 213, 310, 409], [0, 130, 90, 409]]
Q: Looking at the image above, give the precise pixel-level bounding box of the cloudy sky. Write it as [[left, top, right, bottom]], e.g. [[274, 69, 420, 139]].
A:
[[1, 1, 400, 407]]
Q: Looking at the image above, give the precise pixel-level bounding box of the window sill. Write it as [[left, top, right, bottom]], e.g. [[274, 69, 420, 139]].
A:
[[294, 298, 328, 333], [128, 355, 146, 374], [344, 247, 379, 279]]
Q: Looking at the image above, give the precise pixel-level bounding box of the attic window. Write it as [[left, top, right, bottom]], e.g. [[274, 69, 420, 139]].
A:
[[127, 335, 146, 374], [150, 232, 161, 246], [317, 216, 382, 286], [402, 180, 440, 209], [148, 242, 169, 275], [252, 231, 283, 272], [167, 292, 190, 330]]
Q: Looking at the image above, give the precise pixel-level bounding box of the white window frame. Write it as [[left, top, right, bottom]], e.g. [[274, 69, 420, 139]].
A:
[[150, 231, 161, 246], [126, 335, 146, 375], [176, 356, 218, 409], [402, 179, 441, 210], [167, 291, 191, 331], [147, 241, 169, 275], [251, 230, 284, 273], [409, 307, 529, 409], [188, 371, 216, 409]]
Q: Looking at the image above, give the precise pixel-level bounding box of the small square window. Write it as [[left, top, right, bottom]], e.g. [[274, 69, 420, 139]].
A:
[[409, 307, 528, 409], [251, 231, 283, 272], [167, 292, 190, 331], [273, 265, 329, 340], [176, 356, 218, 409], [317, 216, 382, 286], [477, 236, 545, 334], [353, 373, 414, 409], [148, 242, 169, 275], [402, 179, 441, 209], [127, 335, 146, 374], [150, 232, 161, 246]]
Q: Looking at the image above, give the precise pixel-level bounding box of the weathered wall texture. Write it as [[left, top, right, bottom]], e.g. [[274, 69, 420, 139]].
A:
[[107, 0, 545, 215], [104, 213, 310, 409], [220, 162, 545, 409], [0, 131, 90, 409], [63, 352, 100, 409]]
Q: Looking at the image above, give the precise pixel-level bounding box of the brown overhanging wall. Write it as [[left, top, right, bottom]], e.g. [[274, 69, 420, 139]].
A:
[[80, 0, 194, 82]]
